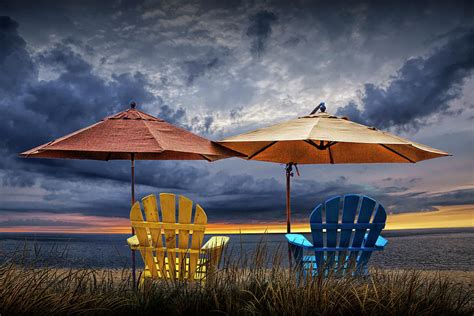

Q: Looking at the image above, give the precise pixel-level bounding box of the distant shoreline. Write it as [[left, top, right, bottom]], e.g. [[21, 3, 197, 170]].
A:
[[0, 226, 473, 237]]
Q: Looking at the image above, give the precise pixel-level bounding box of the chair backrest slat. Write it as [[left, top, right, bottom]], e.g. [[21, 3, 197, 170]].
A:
[[130, 202, 158, 278], [351, 197, 376, 247], [189, 205, 207, 279], [308, 194, 386, 276], [348, 196, 376, 273], [142, 195, 162, 247], [311, 223, 384, 229], [309, 204, 324, 269], [160, 193, 177, 279], [339, 194, 359, 271], [325, 197, 340, 271], [364, 204, 386, 247], [142, 195, 164, 277], [358, 204, 387, 271], [177, 196, 193, 279]]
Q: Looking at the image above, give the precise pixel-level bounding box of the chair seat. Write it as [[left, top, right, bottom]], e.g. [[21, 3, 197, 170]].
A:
[[302, 255, 362, 271], [302, 255, 361, 262], [143, 257, 208, 280]]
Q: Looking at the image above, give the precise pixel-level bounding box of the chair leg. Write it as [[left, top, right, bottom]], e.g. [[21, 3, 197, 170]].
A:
[[289, 244, 303, 267], [288, 243, 293, 269]]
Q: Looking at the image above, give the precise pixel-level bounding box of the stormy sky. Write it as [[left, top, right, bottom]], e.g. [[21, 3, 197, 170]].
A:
[[0, 0, 473, 230]]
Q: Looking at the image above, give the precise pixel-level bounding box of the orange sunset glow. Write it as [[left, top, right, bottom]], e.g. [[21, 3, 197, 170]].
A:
[[1, 204, 472, 235]]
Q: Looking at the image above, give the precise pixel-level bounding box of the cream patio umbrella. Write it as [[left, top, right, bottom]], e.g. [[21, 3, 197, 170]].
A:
[[218, 104, 450, 234]]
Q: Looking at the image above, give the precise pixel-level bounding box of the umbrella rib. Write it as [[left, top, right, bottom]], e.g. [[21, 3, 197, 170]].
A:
[[380, 144, 415, 163], [328, 146, 334, 164], [304, 139, 337, 150], [305, 140, 335, 163], [200, 154, 212, 162], [248, 141, 277, 159], [304, 139, 318, 149], [142, 120, 165, 152]]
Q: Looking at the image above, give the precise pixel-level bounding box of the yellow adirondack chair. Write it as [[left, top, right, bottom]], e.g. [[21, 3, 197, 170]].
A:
[[127, 193, 230, 281]]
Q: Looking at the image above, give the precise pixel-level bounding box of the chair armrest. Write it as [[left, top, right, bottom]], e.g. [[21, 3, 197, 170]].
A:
[[363, 233, 388, 250], [285, 234, 313, 248], [201, 236, 230, 271], [375, 235, 388, 249], [127, 235, 139, 250], [201, 236, 230, 250]]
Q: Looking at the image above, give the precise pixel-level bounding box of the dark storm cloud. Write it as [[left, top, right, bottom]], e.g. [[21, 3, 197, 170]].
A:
[[4, 183, 473, 226], [337, 28, 474, 130], [2, 170, 35, 188], [0, 15, 216, 214], [156, 104, 187, 124], [0, 16, 20, 59], [0, 17, 36, 94], [5, 160, 473, 222], [155, 104, 215, 135], [203, 116, 214, 133], [230, 107, 243, 120], [0, 17, 163, 155], [425, 188, 474, 206], [283, 35, 306, 47], [182, 56, 220, 85], [0, 16, 205, 193], [0, 14, 190, 150], [190, 115, 214, 134], [246, 10, 278, 57], [0, 219, 86, 227], [202, 176, 474, 222]]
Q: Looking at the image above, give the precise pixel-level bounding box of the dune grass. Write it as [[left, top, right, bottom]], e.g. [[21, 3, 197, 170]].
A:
[[0, 241, 472, 315]]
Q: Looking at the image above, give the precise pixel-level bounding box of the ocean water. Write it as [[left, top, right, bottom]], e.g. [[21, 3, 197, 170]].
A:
[[0, 228, 472, 271]]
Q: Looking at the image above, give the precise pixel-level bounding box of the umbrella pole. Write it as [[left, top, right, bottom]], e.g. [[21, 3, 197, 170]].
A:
[[286, 165, 291, 234], [285, 163, 292, 267], [131, 154, 136, 286]]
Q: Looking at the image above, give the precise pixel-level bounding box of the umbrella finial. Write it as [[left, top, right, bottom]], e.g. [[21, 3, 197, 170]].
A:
[[310, 102, 326, 115], [130, 101, 137, 109]]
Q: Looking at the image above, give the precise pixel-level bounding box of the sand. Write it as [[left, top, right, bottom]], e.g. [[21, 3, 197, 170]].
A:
[[383, 269, 473, 287], [45, 267, 472, 288]]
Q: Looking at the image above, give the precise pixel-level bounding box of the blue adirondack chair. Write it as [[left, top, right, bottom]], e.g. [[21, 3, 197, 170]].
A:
[[286, 194, 388, 276]]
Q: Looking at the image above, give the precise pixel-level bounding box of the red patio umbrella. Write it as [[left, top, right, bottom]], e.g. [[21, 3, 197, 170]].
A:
[[20, 102, 240, 283]]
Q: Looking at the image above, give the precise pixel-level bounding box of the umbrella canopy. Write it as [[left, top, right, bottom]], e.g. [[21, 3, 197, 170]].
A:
[[21, 104, 237, 161], [218, 107, 450, 237], [218, 112, 449, 164]]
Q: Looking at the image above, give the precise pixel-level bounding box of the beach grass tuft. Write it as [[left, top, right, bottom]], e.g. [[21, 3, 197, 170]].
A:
[[0, 241, 472, 315]]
